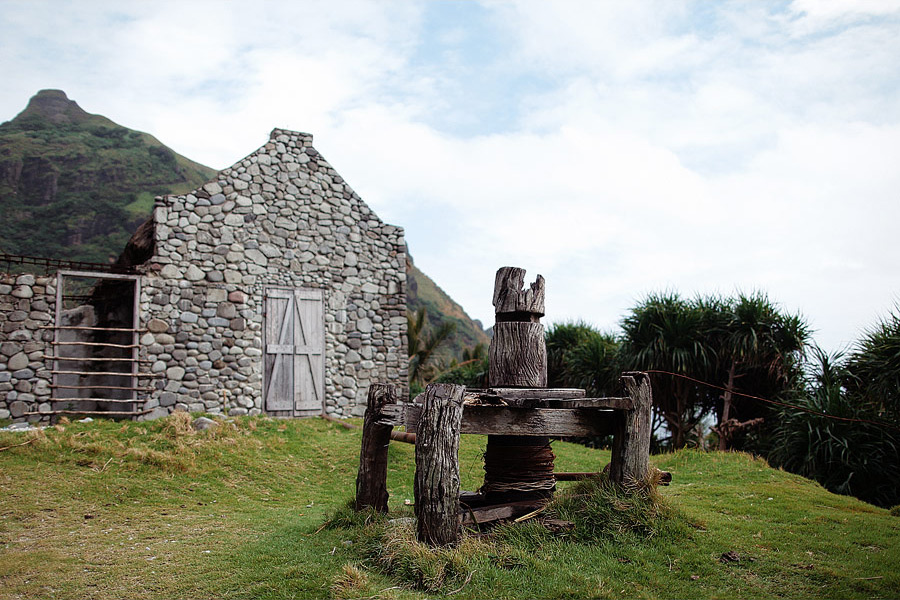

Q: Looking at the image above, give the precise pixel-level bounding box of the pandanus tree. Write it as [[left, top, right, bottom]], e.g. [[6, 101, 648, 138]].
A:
[[845, 306, 900, 423], [620, 292, 808, 450], [546, 321, 621, 397], [621, 293, 719, 448], [712, 293, 809, 450], [770, 346, 900, 507]]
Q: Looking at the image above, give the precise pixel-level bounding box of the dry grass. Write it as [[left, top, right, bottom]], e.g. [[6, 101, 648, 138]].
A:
[[331, 563, 372, 598]]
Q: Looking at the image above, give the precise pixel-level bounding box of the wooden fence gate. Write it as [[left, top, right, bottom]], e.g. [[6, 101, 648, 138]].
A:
[[263, 287, 325, 417]]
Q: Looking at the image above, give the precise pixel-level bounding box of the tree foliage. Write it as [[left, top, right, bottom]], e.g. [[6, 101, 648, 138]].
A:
[[546, 321, 621, 397], [620, 293, 719, 448], [770, 347, 900, 507], [845, 306, 900, 423], [619, 292, 808, 449]]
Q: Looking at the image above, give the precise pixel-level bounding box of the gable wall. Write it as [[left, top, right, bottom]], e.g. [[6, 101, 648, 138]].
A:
[[137, 129, 407, 418]]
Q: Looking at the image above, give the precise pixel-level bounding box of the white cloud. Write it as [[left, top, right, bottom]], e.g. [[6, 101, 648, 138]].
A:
[[1, 0, 898, 352]]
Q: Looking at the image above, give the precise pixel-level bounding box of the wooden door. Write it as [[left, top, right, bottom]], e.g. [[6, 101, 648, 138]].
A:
[[263, 288, 325, 416]]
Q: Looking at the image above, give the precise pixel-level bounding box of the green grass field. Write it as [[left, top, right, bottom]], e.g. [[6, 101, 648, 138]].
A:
[[0, 414, 897, 599]]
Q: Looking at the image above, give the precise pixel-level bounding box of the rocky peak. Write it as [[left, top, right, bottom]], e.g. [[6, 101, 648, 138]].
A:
[[13, 89, 92, 125]]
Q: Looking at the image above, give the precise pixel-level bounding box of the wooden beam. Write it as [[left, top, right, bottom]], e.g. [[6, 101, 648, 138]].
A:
[[405, 403, 618, 437], [415, 383, 465, 546], [460, 406, 615, 437]]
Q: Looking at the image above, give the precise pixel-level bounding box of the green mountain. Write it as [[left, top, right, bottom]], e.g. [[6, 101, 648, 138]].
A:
[[0, 89, 489, 357], [0, 89, 217, 263], [407, 252, 491, 360]]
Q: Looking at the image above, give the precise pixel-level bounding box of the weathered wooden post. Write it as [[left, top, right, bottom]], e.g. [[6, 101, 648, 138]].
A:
[[414, 383, 465, 545], [355, 383, 399, 512], [609, 372, 652, 485], [482, 267, 555, 502]]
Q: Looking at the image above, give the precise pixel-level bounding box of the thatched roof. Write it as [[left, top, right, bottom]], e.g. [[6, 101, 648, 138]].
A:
[[114, 218, 155, 269]]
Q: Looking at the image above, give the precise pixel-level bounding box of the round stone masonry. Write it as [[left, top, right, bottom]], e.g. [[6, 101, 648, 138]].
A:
[[135, 128, 408, 419]]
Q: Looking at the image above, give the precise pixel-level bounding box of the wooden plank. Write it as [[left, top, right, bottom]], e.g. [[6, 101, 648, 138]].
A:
[[267, 344, 294, 354], [460, 406, 616, 437], [293, 345, 322, 355], [481, 388, 586, 399], [459, 500, 547, 526], [51, 384, 154, 391], [355, 384, 398, 512], [294, 288, 324, 413], [52, 370, 162, 377], [542, 397, 633, 410], [405, 404, 617, 437], [270, 343, 322, 355], [51, 341, 139, 349], [58, 270, 140, 281], [264, 291, 294, 411], [53, 271, 62, 405], [415, 383, 465, 546], [41, 326, 145, 332], [266, 288, 293, 298], [44, 356, 151, 363], [50, 397, 142, 404]]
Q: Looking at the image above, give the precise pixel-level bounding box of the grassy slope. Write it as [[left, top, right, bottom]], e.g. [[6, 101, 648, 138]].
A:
[[0, 416, 897, 600]]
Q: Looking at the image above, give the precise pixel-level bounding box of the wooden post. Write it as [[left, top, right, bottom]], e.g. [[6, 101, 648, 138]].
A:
[[609, 372, 652, 485], [355, 383, 398, 512], [488, 267, 546, 387], [414, 383, 465, 546], [483, 267, 554, 503]]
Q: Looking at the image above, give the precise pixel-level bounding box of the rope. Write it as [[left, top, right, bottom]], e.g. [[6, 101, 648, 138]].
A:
[[480, 479, 557, 494], [644, 369, 900, 433], [481, 441, 556, 495]]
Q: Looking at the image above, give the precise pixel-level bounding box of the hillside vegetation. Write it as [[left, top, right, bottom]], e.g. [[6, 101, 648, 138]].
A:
[[406, 254, 491, 362], [0, 89, 216, 263], [0, 414, 897, 599]]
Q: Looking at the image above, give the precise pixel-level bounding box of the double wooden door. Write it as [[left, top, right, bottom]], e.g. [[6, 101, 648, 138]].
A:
[[263, 287, 324, 416]]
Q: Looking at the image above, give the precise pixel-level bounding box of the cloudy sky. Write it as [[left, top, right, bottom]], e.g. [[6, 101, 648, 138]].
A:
[[2, 0, 899, 352]]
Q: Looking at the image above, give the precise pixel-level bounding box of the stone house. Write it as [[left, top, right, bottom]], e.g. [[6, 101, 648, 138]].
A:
[[0, 129, 408, 422]]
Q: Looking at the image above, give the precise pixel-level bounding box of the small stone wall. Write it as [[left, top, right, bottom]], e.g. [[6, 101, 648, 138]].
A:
[[138, 129, 408, 418], [0, 274, 56, 421]]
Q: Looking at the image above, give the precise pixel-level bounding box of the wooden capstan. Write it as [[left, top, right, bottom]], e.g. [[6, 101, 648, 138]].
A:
[[482, 267, 554, 503], [353, 266, 656, 547]]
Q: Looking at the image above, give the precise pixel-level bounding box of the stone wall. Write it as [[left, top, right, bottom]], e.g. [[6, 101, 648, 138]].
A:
[[0, 274, 55, 421], [138, 129, 408, 418]]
